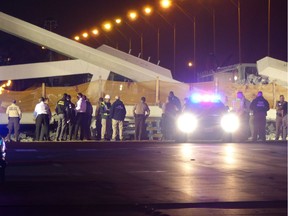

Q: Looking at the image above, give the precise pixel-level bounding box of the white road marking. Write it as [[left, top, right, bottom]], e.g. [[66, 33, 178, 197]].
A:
[[250, 149, 269, 151], [15, 149, 38, 152], [128, 170, 166, 173], [76, 149, 99, 152]]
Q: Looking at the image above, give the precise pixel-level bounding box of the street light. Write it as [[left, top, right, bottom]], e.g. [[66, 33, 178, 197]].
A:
[[89, 28, 104, 46], [82, 32, 89, 38], [114, 18, 132, 51], [128, 10, 138, 21], [101, 21, 122, 48], [74, 35, 80, 41], [91, 28, 100, 36], [143, 6, 153, 15], [102, 21, 113, 32], [159, 0, 172, 9]]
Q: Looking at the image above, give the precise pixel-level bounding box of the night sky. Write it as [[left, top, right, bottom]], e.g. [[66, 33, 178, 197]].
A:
[[0, 0, 287, 82]]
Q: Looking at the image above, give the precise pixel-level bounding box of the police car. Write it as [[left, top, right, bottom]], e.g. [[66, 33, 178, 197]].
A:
[[176, 93, 240, 141]]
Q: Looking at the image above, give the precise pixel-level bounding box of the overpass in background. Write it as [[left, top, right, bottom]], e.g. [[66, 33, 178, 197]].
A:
[[0, 12, 179, 83]]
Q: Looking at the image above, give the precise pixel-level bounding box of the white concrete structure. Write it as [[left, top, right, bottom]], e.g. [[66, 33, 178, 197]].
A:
[[0, 12, 179, 83], [257, 57, 288, 88], [0, 59, 110, 81]]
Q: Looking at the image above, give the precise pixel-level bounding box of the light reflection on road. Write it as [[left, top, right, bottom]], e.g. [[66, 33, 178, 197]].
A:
[[224, 144, 237, 165]]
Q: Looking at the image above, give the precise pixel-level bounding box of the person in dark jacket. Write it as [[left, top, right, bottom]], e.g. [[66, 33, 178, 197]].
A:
[[275, 95, 287, 140], [282, 101, 288, 141], [95, 97, 104, 140], [65, 95, 76, 141], [249, 91, 270, 141], [100, 94, 112, 140], [55, 93, 68, 141], [83, 95, 93, 140], [110, 96, 126, 141], [161, 96, 179, 140], [169, 91, 181, 113]]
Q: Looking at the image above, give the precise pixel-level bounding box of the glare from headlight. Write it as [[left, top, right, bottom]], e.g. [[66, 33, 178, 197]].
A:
[[177, 113, 198, 133], [221, 113, 240, 133]]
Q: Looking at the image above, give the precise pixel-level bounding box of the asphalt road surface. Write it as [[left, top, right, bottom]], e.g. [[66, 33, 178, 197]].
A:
[[0, 140, 287, 216]]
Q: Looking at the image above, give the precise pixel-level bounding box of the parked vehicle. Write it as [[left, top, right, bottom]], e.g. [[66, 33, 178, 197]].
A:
[[177, 93, 239, 141]]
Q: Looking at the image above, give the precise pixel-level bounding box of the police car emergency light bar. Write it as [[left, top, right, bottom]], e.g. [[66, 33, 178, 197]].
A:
[[190, 93, 221, 103]]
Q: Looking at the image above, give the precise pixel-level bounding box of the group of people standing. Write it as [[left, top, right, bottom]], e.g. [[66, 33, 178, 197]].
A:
[[234, 91, 287, 141], [53, 93, 128, 141], [3, 90, 287, 142], [95, 94, 127, 141], [5, 93, 151, 142], [33, 93, 92, 141], [31, 93, 92, 141], [96, 95, 151, 141]]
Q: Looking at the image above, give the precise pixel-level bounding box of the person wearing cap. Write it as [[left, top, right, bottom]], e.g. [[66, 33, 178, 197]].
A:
[[73, 93, 87, 140], [100, 94, 112, 140], [55, 93, 68, 141], [110, 96, 126, 141], [5, 99, 22, 142], [133, 96, 150, 140], [249, 91, 270, 141]]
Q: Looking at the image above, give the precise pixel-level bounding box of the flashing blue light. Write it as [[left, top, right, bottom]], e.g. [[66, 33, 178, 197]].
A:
[[191, 93, 201, 103], [190, 93, 221, 103]]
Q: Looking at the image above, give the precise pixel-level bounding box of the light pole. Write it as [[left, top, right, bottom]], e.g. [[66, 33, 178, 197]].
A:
[[141, 6, 161, 63], [237, 0, 241, 63], [194, 3, 217, 56], [172, 3, 197, 80], [157, 4, 177, 76], [114, 18, 133, 52], [127, 11, 144, 58], [125, 21, 144, 57], [267, 0, 271, 56], [101, 21, 119, 48], [230, 0, 241, 63]]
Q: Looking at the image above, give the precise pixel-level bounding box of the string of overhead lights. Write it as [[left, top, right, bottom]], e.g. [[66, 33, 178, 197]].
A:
[[73, 0, 172, 42]]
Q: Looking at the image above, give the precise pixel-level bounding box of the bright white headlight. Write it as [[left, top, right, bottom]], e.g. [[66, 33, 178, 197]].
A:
[[177, 113, 198, 133], [221, 113, 240, 133]]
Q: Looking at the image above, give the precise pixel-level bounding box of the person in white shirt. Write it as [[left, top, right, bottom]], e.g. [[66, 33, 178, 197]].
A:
[[73, 93, 87, 140], [6, 100, 22, 142], [34, 97, 51, 141]]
